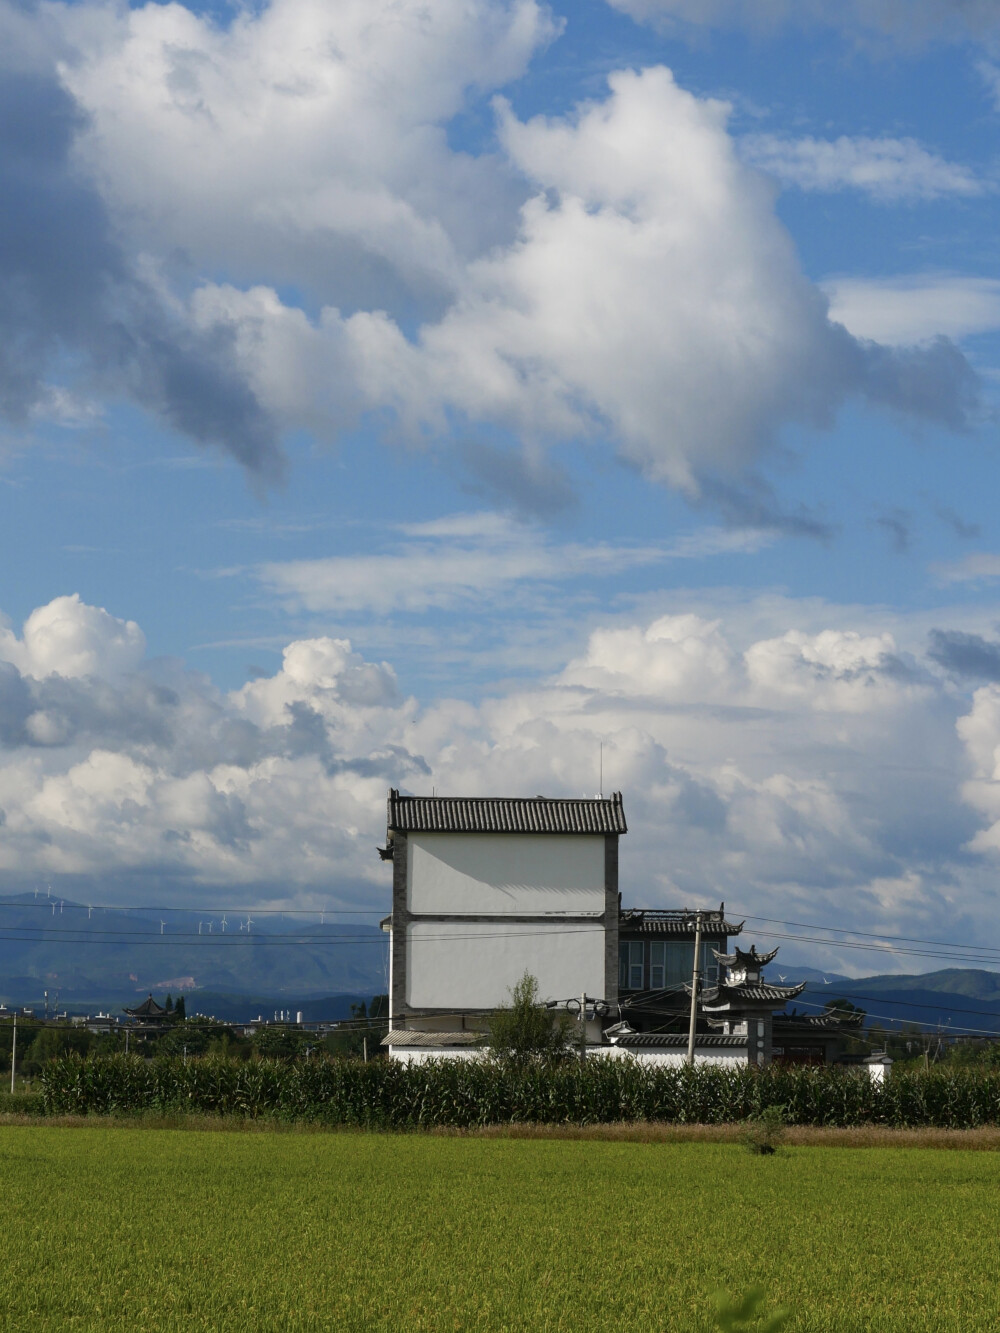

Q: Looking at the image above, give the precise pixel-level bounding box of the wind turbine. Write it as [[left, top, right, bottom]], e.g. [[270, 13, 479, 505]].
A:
[[160, 920, 166, 935], [822, 976, 831, 985], [245, 915, 253, 935], [220, 914, 228, 934], [778, 974, 787, 982]]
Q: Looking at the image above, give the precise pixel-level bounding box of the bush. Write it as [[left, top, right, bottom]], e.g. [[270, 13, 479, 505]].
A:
[[489, 972, 574, 1063], [739, 1104, 786, 1155]]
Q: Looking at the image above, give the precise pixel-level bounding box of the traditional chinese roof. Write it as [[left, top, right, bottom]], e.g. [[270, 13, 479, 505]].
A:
[[386, 789, 627, 836], [612, 1032, 748, 1049], [774, 1011, 865, 1030], [619, 908, 743, 935], [380, 1029, 487, 1047], [700, 981, 807, 1005], [123, 994, 167, 1019], [711, 944, 779, 968]]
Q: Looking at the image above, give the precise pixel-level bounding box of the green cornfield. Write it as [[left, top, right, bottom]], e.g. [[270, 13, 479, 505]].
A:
[[38, 1052, 1000, 1128], [1, 1125, 998, 1331]]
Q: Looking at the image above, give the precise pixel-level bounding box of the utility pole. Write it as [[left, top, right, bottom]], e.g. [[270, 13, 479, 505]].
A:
[[580, 992, 588, 1063], [125, 1028, 130, 1055], [686, 912, 704, 1066], [10, 1013, 16, 1095], [363, 1037, 368, 1064]]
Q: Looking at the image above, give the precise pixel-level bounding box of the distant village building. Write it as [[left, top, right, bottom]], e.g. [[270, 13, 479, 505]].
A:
[[378, 789, 861, 1066], [122, 994, 169, 1025], [379, 789, 625, 1039]]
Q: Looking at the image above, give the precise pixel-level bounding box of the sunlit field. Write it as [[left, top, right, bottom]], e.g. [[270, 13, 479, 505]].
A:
[[1, 1127, 997, 1331]]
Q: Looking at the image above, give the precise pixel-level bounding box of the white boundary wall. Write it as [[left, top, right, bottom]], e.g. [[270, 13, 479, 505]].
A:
[[388, 1046, 748, 1066]]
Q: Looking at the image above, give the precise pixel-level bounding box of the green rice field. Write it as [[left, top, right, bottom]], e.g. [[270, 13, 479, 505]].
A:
[[1, 1126, 998, 1331]]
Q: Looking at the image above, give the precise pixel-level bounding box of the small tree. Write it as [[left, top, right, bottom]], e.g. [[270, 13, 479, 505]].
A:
[[488, 972, 573, 1063], [174, 996, 186, 1021]]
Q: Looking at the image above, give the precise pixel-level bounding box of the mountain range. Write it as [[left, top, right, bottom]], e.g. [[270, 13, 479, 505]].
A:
[[0, 893, 387, 1011], [1, 893, 998, 1033]]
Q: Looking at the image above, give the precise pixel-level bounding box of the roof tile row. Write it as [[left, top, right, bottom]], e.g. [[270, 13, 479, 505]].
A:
[[387, 789, 627, 835]]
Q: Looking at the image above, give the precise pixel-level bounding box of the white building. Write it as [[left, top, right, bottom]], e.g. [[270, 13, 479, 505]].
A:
[[378, 789, 627, 1038]]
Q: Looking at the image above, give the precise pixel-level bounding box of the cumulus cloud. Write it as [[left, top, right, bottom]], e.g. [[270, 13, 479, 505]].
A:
[[58, 0, 557, 313], [741, 134, 983, 202], [0, 0, 984, 501], [190, 66, 981, 498], [929, 629, 1000, 680], [1, 592, 997, 960], [0, 57, 282, 474]]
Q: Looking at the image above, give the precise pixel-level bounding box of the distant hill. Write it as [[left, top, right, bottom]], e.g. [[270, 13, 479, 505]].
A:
[[0, 893, 387, 1010], [794, 970, 1000, 1035]]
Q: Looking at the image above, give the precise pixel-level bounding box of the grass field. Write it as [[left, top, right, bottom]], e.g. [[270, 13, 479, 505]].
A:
[[1, 1126, 999, 1332]]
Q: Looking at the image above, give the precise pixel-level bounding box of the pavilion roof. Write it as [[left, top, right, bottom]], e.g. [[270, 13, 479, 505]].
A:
[[700, 981, 807, 1005], [122, 994, 168, 1019], [711, 944, 780, 967]]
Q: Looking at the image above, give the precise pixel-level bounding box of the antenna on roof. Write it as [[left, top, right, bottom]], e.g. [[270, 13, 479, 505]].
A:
[[599, 741, 603, 799]]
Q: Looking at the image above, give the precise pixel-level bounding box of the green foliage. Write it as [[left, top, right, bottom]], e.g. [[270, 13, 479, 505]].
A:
[[488, 972, 573, 1063], [739, 1104, 786, 1156], [822, 997, 865, 1023], [713, 1289, 790, 1332], [35, 1053, 1000, 1129], [174, 995, 186, 1021], [324, 997, 389, 1059]]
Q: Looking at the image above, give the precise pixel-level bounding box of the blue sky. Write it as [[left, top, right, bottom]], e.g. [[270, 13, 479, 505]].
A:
[[3, 0, 1000, 973]]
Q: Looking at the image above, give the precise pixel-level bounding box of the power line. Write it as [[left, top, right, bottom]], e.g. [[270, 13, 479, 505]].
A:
[[740, 913, 1000, 960]]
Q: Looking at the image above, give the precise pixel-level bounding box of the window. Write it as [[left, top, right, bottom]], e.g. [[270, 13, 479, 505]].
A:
[[661, 941, 721, 988], [619, 941, 644, 990], [650, 941, 666, 989]]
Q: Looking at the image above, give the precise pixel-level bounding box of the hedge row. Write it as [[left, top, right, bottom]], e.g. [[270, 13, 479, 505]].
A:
[[36, 1054, 1000, 1128]]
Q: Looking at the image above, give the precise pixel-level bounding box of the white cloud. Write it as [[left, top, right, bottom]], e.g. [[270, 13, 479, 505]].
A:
[[59, 0, 557, 311], [933, 552, 1000, 585], [256, 512, 771, 616], [1, 591, 998, 962], [0, 595, 145, 679], [741, 134, 983, 202], [824, 275, 1000, 345], [187, 66, 978, 497], [608, 0, 1000, 44]]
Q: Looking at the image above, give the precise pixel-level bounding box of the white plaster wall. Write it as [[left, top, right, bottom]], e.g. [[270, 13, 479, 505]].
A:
[[408, 834, 605, 915], [388, 1048, 486, 1065], [405, 920, 606, 1009]]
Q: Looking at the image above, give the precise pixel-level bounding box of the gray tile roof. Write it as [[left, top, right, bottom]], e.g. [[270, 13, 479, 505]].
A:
[[380, 1029, 487, 1047], [387, 788, 627, 835], [619, 909, 743, 935], [612, 1033, 748, 1049], [701, 982, 807, 1004]]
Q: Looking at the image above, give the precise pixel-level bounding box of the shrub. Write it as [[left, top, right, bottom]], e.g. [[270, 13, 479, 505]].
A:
[[739, 1104, 786, 1156], [488, 972, 575, 1064]]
